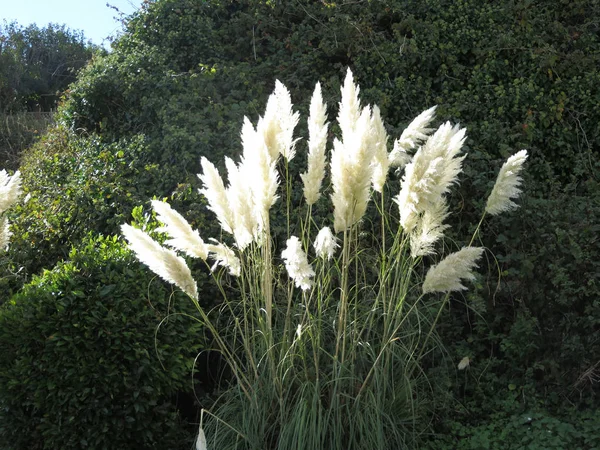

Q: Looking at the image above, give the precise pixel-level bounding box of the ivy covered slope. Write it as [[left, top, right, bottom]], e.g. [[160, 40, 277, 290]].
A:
[[3, 0, 599, 444]]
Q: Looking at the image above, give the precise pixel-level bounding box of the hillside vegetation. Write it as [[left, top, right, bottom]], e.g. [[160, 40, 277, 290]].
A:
[[1, 0, 599, 448]]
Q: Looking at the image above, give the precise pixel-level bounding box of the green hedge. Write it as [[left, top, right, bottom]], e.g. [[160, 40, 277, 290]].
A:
[[0, 234, 204, 450], [3, 0, 599, 445]]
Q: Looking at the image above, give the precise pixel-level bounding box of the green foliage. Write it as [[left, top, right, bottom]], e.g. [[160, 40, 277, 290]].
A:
[[425, 408, 600, 449], [4, 126, 212, 295], [4, 128, 142, 289], [0, 21, 98, 113], [0, 234, 202, 450], [0, 21, 97, 168], [6, 0, 599, 445]]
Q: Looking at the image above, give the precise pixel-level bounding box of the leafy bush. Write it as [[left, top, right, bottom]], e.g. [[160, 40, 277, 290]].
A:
[[0, 234, 204, 450], [5, 0, 599, 445], [3, 126, 201, 294], [425, 408, 600, 449]]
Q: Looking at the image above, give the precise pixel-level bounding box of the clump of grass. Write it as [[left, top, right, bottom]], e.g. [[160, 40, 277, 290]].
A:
[[122, 69, 527, 450]]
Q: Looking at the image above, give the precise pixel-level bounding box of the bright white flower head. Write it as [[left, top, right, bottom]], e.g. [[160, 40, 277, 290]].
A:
[[151, 200, 208, 260], [282, 236, 315, 291], [313, 226, 339, 260], [422, 246, 484, 294], [331, 104, 376, 233], [389, 106, 437, 168], [259, 80, 300, 161], [195, 426, 207, 450], [0, 170, 22, 213], [301, 82, 329, 206], [485, 150, 528, 215], [241, 117, 280, 229], [121, 224, 198, 299], [0, 170, 22, 252], [370, 105, 390, 193], [224, 157, 259, 249], [338, 68, 361, 143], [0, 217, 10, 251], [458, 356, 471, 370], [409, 199, 450, 257], [198, 157, 235, 234], [396, 122, 467, 233], [207, 240, 241, 277]]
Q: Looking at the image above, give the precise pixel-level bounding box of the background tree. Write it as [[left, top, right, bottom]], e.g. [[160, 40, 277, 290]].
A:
[[0, 21, 99, 113]]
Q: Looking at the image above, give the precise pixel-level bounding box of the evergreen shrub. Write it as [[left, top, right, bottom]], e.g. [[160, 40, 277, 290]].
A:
[[0, 234, 203, 450]]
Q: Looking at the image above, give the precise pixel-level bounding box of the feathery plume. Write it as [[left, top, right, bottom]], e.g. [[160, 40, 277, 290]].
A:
[[389, 106, 437, 168], [0, 170, 22, 213], [422, 246, 484, 294], [301, 82, 329, 205], [121, 224, 198, 299], [259, 80, 300, 161], [151, 200, 208, 260], [409, 199, 450, 257], [313, 226, 339, 260], [224, 157, 258, 249], [198, 157, 235, 234], [241, 118, 280, 228], [457, 356, 471, 371], [0, 217, 10, 251], [282, 236, 315, 290], [396, 122, 467, 233], [331, 105, 376, 233], [207, 241, 241, 277], [485, 150, 528, 215], [338, 68, 361, 143], [195, 427, 207, 450], [370, 105, 390, 193]]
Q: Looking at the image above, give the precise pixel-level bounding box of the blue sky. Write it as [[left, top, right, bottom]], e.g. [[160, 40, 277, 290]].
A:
[[1, 0, 143, 47]]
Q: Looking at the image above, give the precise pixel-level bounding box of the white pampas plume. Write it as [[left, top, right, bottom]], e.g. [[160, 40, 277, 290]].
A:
[[0, 170, 22, 213], [198, 157, 235, 234], [195, 426, 207, 450], [259, 80, 300, 161], [485, 150, 528, 215], [241, 118, 279, 228], [331, 105, 376, 233], [338, 68, 361, 143], [300, 82, 329, 205], [0, 217, 10, 251], [396, 122, 467, 233], [422, 246, 484, 294], [151, 200, 208, 260], [370, 105, 390, 193], [282, 236, 315, 290], [389, 106, 437, 168], [121, 224, 198, 299], [224, 157, 258, 249], [207, 240, 241, 277], [457, 356, 471, 371], [313, 226, 339, 260], [409, 199, 450, 257]]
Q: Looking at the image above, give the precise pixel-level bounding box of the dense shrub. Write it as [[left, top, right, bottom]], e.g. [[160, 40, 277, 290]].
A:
[[2, 125, 220, 296], [0, 234, 205, 450], [424, 408, 600, 449], [5, 0, 599, 445]]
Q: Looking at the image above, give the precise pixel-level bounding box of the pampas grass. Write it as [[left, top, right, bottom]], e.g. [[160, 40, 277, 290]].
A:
[[122, 69, 527, 450]]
